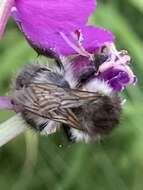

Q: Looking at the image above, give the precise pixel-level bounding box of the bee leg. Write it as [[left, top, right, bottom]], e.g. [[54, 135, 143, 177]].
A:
[[62, 124, 75, 143], [39, 122, 49, 131], [40, 121, 59, 135]]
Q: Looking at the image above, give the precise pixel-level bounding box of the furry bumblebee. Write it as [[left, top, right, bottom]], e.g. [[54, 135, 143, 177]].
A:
[[12, 51, 122, 142]]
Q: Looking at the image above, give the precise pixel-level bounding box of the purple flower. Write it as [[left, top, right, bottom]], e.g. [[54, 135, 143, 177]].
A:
[[0, 0, 137, 111], [97, 44, 137, 91], [11, 0, 136, 92], [11, 0, 114, 56], [66, 43, 137, 92]]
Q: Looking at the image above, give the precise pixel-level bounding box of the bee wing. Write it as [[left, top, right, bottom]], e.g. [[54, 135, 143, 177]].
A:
[[14, 83, 100, 129]]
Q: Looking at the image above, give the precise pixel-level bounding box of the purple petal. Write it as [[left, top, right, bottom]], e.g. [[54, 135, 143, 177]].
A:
[[12, 0, 114, 55], [0, 97, 24, 112], [98, 68, 118, 81], [0, 96, 13, 110], [98, 68, 134, 91], [0, 0, 15, 39], [18, 25, 114, 56], [109, 78, 124, 92], [96, 43, 137, 91], [107, 70, 130, 91], [58, 26, 114, 55], [81, 26, 114, 53], [51, 26, 114, 55], [117, 71, 130, 84], [13, 0, 96, 48], [15, 0, 96, 32], [99, 68, 130, 84]]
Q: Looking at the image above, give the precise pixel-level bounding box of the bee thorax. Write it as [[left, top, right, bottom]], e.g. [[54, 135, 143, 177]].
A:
[[14, 63, 70, 90]]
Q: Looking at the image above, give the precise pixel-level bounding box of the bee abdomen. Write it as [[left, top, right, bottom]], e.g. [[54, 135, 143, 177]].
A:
[[72, 95, 122, 136]]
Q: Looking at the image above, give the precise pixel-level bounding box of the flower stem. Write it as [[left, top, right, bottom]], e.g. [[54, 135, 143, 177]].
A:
[[0, 0, 15, 39], [0, 113, 27, 147]]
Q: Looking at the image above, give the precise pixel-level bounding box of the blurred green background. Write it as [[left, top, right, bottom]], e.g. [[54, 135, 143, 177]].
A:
[[0, 0, 143, 189]]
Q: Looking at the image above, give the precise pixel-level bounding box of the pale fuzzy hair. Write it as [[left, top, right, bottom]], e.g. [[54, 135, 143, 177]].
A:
[[69, 79, 114, 142]]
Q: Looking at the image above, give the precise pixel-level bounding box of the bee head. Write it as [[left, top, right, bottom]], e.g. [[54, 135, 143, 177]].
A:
[[75, 53, 108, 87]]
